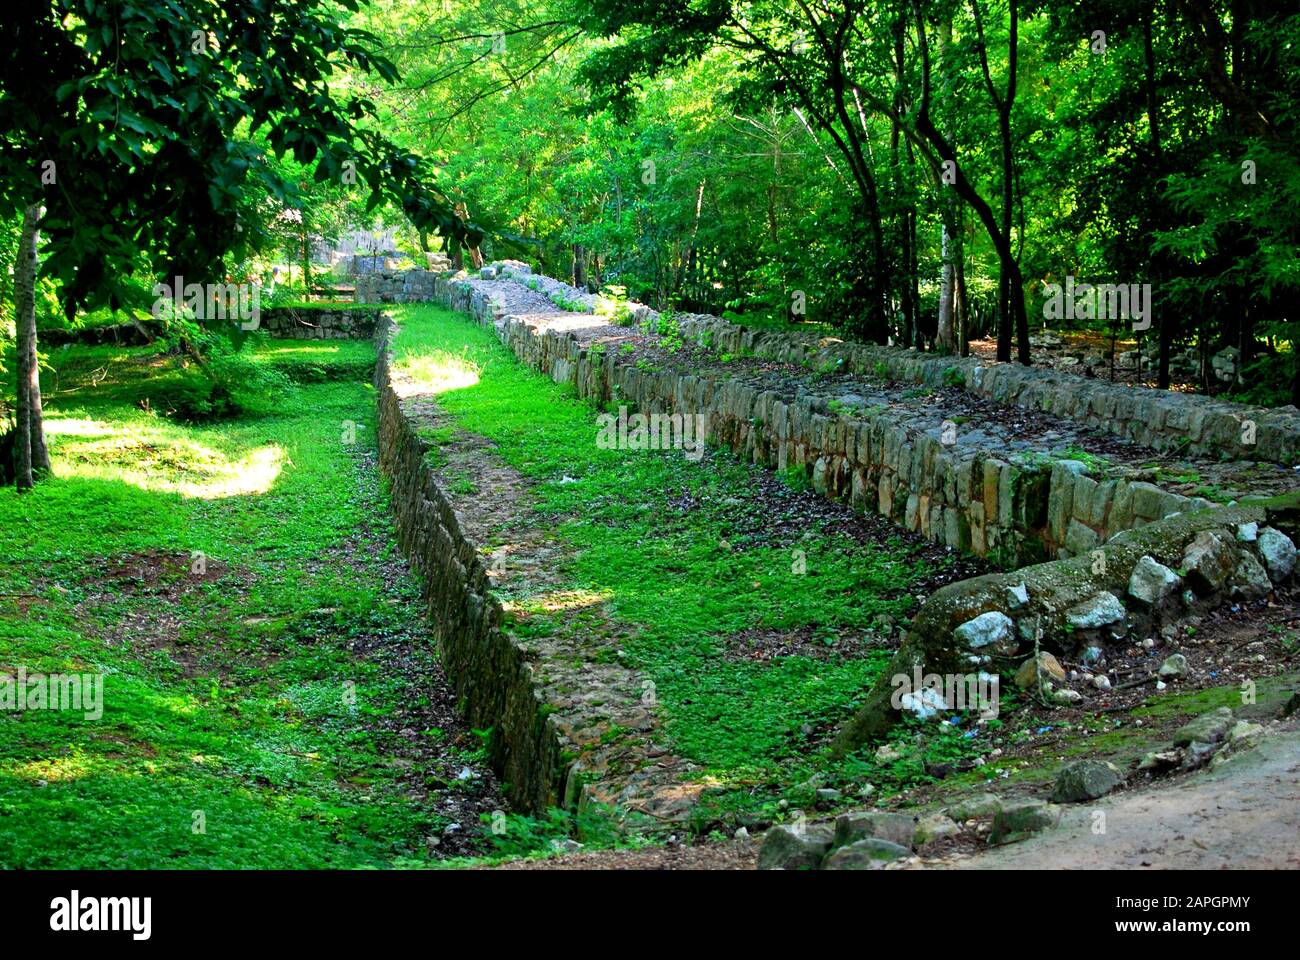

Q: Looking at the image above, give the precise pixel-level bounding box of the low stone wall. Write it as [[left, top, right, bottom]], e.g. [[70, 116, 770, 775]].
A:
[[663, 314, 1300, 467], [355, 269, 439, 304], [462, 262, 1300, 466], [42, 318, 163, 346], [433, 270, 1223, 567], [259, 306, 382, 339], [372, 268, 1299, 813], [372, 317, 567, 812]]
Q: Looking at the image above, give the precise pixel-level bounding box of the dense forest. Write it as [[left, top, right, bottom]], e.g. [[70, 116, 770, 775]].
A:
[[374, 0, 1300, 399], [4, 0, 1298, 424]]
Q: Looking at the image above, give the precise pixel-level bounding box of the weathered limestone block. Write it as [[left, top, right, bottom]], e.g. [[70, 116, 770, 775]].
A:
[[1128, 554, 1182, 608], [1182, 530, 1236, 596], [1258, 526, 1297, 582]]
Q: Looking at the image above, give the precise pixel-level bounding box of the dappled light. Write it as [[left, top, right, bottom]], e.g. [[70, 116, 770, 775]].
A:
[[393, 346, 482, 395], [46, 416, 286, 499], [502, 588, 612, 617]]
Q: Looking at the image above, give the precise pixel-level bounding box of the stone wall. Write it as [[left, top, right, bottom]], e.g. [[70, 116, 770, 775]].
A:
[[42, 318, 163, 346], [433, 270, 1228, 568], [469, 265, 1300, 465], [355, 269, 439, 304], [833, 493, 1299, 751], [259, 306, 382, 339], [663, 314, 1300, 467], [371, 267, 1300, 812], [372, 317, 568, 812]]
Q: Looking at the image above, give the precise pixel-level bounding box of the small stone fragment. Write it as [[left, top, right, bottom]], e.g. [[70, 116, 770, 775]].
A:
[[989, 801, 1061, 845], [821, 838, 911, 870], [1257, 527, 1297, 582], [913, 814, 961, 846], [1015, 652, 1066, 690], [954, 611, 1018, 654], [1128, 555, 1181, 607], [1066, 592, 1127, 632], [1172, 706, 1233, 747], [833, 811, 916, 851], [1158, 653, 1188, 678], [1182, 531, 1236, 596]]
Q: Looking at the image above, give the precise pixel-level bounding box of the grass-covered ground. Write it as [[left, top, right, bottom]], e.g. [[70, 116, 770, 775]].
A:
[[0, 338, 502, 868], [8, 310, 1290, 868], [388, 304, 998, 819], [386, 304, 1300, 842]]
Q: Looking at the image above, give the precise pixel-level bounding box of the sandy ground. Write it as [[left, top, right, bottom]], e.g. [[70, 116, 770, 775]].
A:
[[937, 720, 1300, 870]]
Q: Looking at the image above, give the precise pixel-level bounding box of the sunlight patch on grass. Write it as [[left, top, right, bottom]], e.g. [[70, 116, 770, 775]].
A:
[[504, 588, 613, 616], [43, 417, 120, 438], [49, 419, 285, 498], [8, 751, 104, 784], [393, 345, 482, 394]]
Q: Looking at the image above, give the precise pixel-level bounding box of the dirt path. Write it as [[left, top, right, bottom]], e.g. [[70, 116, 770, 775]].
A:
[[937, 720, 1300, 870]]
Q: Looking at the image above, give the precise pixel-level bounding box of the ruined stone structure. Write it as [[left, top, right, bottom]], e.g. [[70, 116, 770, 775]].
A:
[[273, 264, 1299, 819], [354, 268, 438, 304], [258, 306, 382, 339]]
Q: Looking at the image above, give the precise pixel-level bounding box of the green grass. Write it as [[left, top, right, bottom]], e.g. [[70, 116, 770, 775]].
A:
[[390, 304, 951, 799], [0, 337, 496, 868]]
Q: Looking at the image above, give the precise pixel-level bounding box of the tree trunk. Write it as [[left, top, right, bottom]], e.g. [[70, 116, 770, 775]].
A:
[[298, 181, 311, 298], [572, 243, 587, 290], [1143, 0, 1173, 390], [301, 219, 310, 297], [937, 223, 956, 353], [934, 13, 958, 355], [14, 203, 50, 490], [993, 4, 1025, 364], [914, 0, 1029, 365], [955, 251, 970, 357]]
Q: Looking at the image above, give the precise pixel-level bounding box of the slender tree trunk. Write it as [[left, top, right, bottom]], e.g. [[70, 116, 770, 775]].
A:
[[1143, 1, 1173, 390], [935, 14, 958, 355], [14, 203, 50, 489], [572, 243, 587, 289], [993, 4, 1025, 363], [938, 224, 955, 352], [914, 0, 1028, 365], [301, 219, 310, 297], [955, 249, 970, 357]]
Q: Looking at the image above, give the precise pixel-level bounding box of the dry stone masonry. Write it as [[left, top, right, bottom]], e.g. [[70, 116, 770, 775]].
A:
[[258, 305, 382, 339], [354, 268, 439, 304], [662, 313, 1300, 467], [328, 263, 1299, 826], [833, 497, 1299, 751], [371, 313, 706, 822], [429, 264, 1296, 568]]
